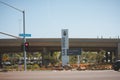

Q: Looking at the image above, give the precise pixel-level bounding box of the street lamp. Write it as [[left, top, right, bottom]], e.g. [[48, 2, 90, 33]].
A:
[[0, 1, 27, 71]]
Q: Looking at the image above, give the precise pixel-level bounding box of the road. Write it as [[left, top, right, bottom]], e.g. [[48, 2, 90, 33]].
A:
[[0, 70, 120, 80]]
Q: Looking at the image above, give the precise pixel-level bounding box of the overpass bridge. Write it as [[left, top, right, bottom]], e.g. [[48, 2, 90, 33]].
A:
[[0, 38, 120, 59]]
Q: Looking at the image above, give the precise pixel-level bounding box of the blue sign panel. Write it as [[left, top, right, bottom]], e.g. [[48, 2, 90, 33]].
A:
[[19, 34, 31, 37]]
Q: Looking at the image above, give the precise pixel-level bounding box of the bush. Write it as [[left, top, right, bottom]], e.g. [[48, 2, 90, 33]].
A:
[[27, 65, 32, 70], [32, 64, 40, 70]]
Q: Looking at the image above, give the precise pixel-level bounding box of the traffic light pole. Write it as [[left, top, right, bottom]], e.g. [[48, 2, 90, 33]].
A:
[[23, 11, 27, 71], [0, 1, 27, 71], [0, 32, 21, 39]]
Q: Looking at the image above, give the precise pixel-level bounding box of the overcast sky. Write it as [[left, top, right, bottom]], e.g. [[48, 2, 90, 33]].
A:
[[0, 0, 120, 38]]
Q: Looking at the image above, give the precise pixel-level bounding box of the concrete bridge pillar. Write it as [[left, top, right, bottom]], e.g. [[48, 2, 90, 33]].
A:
[[42, 48, 49, 67], [0, 53, 3, 68], [50, 51, 54, 57], [117, 43, 120, 60], [113, 49, 118, 61]]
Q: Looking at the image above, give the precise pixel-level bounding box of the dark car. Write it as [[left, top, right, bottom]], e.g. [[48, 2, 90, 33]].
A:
[[112, 60, 120, 71]]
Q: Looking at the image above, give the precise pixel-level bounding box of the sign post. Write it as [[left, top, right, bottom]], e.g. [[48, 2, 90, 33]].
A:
[[77, 55, 80, 67], [61, 29, 69, 66], [67, 48, 81, 67]]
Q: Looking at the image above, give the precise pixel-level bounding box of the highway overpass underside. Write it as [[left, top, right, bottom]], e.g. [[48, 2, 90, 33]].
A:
[[0, 46, 116, 52], [0, 38, 120, 66]]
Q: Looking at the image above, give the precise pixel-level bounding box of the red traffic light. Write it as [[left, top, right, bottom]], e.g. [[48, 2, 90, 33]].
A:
[[24, 42, 29, 51], [24, 42, 29, 47]]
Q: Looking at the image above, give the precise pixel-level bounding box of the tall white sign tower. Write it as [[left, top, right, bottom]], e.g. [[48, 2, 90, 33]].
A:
[[61, 29, 69, 66]]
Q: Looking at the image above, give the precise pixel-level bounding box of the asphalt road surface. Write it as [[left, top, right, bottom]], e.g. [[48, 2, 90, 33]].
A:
[[0, 70, 120, 80]]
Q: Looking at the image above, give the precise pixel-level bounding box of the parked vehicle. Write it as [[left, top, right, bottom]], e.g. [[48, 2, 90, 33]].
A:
[[112, 60, 120, 71], [2, 61, 11, 66]]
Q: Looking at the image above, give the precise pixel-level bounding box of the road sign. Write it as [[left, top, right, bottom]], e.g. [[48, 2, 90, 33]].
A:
[[61, 29, 69, 49], [68, 48, 81, 55], [19, 34, 31, 37], [61, 29, 69, 66]]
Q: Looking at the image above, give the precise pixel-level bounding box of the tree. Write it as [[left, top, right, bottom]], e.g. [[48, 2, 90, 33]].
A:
[[2, 53, 9, 61], [80, 51, 97, 63], [27, 52, 33, 60], [96, 50, 105, 64], [49, 51, 61, 65]]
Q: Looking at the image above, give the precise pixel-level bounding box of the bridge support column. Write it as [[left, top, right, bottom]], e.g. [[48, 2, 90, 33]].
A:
[[114, 50, 118, 61], [49, 51, 55, 66], [42, 48, 49, 67], [0, 53, 3, 68], [117, 43, 120, 60], [109, 51, 113, 63], [50, 51, 54, 57], [105, 52, 108, 63]]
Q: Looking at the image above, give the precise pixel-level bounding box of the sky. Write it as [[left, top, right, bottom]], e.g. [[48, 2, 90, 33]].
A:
[[0, 0, 120, 38]]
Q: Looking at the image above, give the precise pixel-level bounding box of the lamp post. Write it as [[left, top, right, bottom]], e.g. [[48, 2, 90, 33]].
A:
[[0, 1, 27, 71]]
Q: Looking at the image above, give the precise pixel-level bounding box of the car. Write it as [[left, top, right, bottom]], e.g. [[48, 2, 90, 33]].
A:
[[3, 61, 11, 66], [112, 60, 120, 71]]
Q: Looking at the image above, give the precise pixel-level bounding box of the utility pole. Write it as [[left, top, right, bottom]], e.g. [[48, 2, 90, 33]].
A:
[[0, 1, 27, 71]]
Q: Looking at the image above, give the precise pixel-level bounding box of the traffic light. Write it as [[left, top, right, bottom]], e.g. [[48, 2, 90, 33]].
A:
[[106, 52, 112, 63], [24, 42, 29, 51]]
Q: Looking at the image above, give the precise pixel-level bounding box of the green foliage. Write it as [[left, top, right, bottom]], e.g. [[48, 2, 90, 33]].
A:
[[81, 52, 97, 63], [69, 56, 77, 64], [43, 51, 61, 65], [80, 50, 106, 64], [96, 50, 106, 63], [33, 64, 39, 70], [2, 53, 10, 61], [27, 65, 32, 70]]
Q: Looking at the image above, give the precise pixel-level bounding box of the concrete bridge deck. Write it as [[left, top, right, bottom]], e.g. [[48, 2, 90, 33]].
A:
[[0, 38, 120, 52]]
